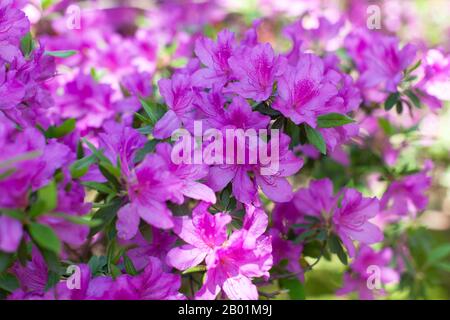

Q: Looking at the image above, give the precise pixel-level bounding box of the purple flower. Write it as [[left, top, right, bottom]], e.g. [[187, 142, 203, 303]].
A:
[[0, 0, 29, 47], [227, 43, 286, 101], [54, 264, 113, 300], [99, 257, 184, 300], [116, 142, 215, 239], [273, 53, 338, 127], [98, 120, 147, 165], [205, 98, 303, 204], [38, 181, 91, 247], [283, 15, 345, 54], [333, 189, 383, 257], [1, 46, 56, 127], [196, 229, 272, 300], [345, 30, 417, 95], [0, 215, 23, 252], [116, 154, 178, 238], [120, 228, 177, 271], [12, 249, 48, 296], [167, 203, 272, 300], [337, 245, 399, 300], [192, 29, 237, 88], [270, 229, 304, 281], [154, 143, 216, 205], [417, 49, 450, 109], [285, 179, 383, 257], [293, 178, 337, 218], [153, 73, 196, 139], [380, 161, 432, 218], [57, 74, 115, 132], [0, 126, 71, 209], [166, 202, 231, 270]]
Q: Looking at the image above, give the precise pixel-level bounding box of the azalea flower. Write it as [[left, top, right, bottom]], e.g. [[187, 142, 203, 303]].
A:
[[167, 202, 272, 300], [273, 53, 339, 127], [286, 179, 383, 257], [337, 245, 399, 300], [116, 143, 215, 239], [227, 43, 286, 101], [153, 73, 196, 139], [192, 29, 237, 88]]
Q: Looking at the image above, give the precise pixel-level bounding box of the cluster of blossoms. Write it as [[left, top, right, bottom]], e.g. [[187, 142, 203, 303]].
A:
[[0, 0, 448, 301]]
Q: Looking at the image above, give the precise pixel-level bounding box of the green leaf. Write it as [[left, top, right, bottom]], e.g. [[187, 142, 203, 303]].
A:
[[140, 99, 166, 126], [0, 273, 19, 292], [405, 90, 421, 109], [98, 163, 121, 189], [89, 198, 122, 236], [17, 239, 29, 266], [272, 117, 284, 129], [38, 247, 61, 274], [0, 168, 16, 180], [182, 265, 207, 274], [44, 50, 78, 58], [28, 223, 61, 254], [254, 102, 281, 117], [305, 125, 326, 155], [426, 244, 450, 267], [45, 119, 76, 138], [285, 119, 301, 148], [109, 264, 122, 278], [328, 233, 348, 265], [29, 180, 57, 218], [385, 92, 400, 110], [317, 113, 355, 128], [81, 181, 115, 194], [304, 215, 322, 223], [49, 212, 102, 227], [20, 32, 34, 57], [137, 125, 152, 135], [70, 154, 96, 179], [406, 60, 421, 74], [0, 252, 13, 273], [123, 255, 138, 275], [134, 140, 157, 163], [279, 278, 306, 300], [377, 118, 395, 136], [170, 57, 188, 68], [0, 150, 42, 171], [88, 256, 107, 275], [292, 223, 313, 229], [45, 271, 60, 291], [1, 209, 25, 220], [294, 229, 316, 244], [134, 112, 151, 125], [83, 139, 112, 165], [435, 262, 450, 273], [395, 101, 403, 114]]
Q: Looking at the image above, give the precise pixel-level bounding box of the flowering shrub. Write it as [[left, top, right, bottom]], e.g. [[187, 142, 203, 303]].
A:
[[0, 0, 450, 300]]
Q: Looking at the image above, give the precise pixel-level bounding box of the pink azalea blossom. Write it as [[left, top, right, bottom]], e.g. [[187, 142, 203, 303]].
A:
[[273, 53, 339, 127], [337, 245, 399, 300], [0, 215, 23, 252], [167, 202, 272, 300], [153, 73, 196, 139], [381, 161, 432, 218], [192, 29, 237, 88], [227, 43, 286, 101], [333, 189, 383, 257]]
